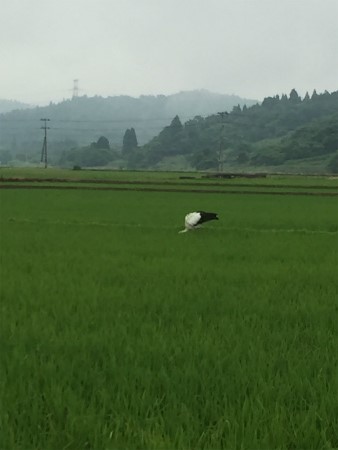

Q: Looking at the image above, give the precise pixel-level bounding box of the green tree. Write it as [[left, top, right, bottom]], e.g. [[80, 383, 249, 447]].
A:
[[237, 151, 249, 164], [189, 148, 218, 170], [122, 128, 138, 155], [311, 89, 318, 100], [156, 116, 184, 155], [96, 136, 110, 149], [289, 89, 301, 103], [170, 115, 183, 131]]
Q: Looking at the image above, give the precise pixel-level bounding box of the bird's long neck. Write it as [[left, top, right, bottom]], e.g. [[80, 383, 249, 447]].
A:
[[178, 229, 188, 233]]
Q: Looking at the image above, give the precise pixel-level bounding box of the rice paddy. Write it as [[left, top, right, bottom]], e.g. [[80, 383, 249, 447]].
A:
[[0, 170, 337, 449]]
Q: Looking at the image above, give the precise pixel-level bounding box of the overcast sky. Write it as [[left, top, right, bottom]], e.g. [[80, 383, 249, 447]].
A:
[[1, 0, 337, 104]]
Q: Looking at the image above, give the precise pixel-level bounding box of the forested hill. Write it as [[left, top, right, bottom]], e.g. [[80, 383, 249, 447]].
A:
[[133, 89, 338, 173], [0, 99, 32, 114], [0, 90, 257, 152]]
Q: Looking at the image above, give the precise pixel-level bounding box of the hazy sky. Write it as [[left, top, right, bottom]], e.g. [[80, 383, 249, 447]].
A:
[[1, 0, 337, 104]]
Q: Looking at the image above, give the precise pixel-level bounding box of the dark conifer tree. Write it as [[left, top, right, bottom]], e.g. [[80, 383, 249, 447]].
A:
[[170, 115, 183, 131], [311, 89, 318, 100], [96, 136, 110, 149], [122, 128, 138, 154], [289, 89, 301, 103]]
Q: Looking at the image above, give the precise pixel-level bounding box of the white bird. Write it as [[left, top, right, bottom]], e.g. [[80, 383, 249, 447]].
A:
[[179, 211, 219, 233]]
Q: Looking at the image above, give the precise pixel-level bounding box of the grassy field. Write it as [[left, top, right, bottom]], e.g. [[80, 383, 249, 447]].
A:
[[1, 166, 338, 187], [1, 171, 338, 449]]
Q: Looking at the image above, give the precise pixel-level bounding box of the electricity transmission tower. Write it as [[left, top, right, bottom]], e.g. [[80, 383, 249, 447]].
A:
[[40, 118, 50, 168], [72, 79, 79, 98]]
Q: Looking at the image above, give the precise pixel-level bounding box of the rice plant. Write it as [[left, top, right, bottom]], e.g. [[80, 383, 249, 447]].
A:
[[0, 187, 337, 449]]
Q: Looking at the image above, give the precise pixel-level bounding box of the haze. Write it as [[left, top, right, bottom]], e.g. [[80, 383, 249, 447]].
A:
[[1, 0, 337, 105]]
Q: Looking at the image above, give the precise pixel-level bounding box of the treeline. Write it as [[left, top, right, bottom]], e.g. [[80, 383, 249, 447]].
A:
[[1, 89, 337, 173], [58, 136, 120, 168], [124, 89, 338, 172], [57, 130, 139, 169], [0, 90, 256, 156]]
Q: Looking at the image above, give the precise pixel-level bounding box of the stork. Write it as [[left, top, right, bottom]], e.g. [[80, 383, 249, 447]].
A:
[[179, 211, 219, 233]]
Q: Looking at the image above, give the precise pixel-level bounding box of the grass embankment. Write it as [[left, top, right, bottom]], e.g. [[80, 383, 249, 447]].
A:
[[1, 167, 338, 196]]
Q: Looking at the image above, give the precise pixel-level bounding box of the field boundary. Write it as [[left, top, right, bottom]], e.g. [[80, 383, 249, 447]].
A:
[[1, 177, 337, 190], [1, 184, 338, 196]]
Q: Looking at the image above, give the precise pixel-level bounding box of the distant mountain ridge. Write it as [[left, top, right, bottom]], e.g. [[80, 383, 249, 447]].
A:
[[1, 89, 337, 174], [0, 90, 258, 152], [0, 99, 33, 114]]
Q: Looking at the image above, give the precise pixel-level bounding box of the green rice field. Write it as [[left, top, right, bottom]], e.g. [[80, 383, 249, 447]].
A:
[[0, 169, 338, 449]]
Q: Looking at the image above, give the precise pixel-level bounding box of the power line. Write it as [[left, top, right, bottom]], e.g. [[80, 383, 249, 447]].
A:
[[0, 112, 233, 124], [40, 118, 50, 168]]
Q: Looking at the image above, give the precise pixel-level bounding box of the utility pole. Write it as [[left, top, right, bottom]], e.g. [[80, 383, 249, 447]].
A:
[[217, 112, 228, 172], [40, 118, 50, 168]]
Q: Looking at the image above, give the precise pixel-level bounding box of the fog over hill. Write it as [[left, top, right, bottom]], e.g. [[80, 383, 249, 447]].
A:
[[0, 90, 258, 153], [1, 88, 337, 174], [0, 99, 33, 114]]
